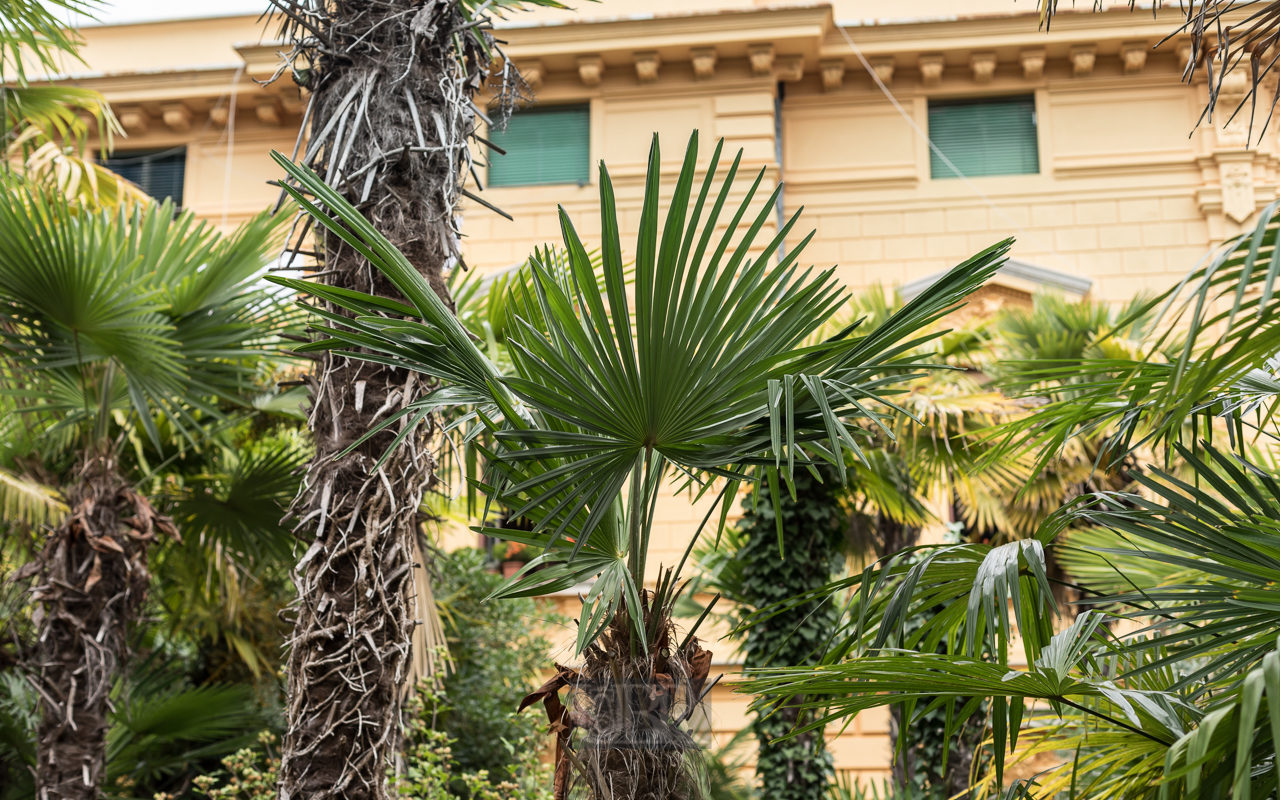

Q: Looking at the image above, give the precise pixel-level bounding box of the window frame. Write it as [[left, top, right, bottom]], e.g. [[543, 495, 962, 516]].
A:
[[486, 103, 592, 189], [98, 146, 188, 206], [925, 94, 1040, 181]]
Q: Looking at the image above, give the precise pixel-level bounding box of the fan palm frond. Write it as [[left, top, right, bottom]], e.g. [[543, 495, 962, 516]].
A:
[[0, 0, 97, 86], [270, 130, 1005, 650], [0, 187, 292, 450]]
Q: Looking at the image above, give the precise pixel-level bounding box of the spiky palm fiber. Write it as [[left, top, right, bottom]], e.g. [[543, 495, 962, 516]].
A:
[[13, 455, 177, 800], [522, 578, 715, 800], [263, 1, 537, 797]]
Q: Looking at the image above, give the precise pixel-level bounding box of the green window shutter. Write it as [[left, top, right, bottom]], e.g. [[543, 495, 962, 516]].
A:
[[488, 105, 590, 187], [928, 96, 1038, 179], [100, 147, 187, 206]]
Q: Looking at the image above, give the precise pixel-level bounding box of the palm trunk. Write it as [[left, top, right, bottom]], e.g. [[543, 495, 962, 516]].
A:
[[273, 3, 505, 798], [25, 453, 175, 800]]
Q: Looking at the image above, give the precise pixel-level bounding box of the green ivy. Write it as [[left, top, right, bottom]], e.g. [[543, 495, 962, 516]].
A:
[[736, 464, 845, 800]]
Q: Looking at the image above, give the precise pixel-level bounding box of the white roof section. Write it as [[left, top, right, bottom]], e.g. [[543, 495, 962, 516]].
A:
[[899, 258, 1094, 301]]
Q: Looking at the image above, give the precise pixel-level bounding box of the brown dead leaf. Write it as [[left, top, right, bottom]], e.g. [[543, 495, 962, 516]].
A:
[[83, 554, 102, 593]]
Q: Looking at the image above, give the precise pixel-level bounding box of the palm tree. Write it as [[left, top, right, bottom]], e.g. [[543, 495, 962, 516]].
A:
[[256, 3, 564, 796], [269, 129, 1006, 799], [745, 203, 1280, 798], [1, 0, 149, 208], [0, 185, 289, 799]]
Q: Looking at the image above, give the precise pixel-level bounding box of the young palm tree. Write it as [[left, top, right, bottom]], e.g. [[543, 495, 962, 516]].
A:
[[0, 186, 289, 800], [270, 130, 1006, 799], [746, 203, 1280, 799], [258, 4, 562, 796]]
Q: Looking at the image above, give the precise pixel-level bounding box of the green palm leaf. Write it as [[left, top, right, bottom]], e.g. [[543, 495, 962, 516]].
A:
[[0, 186, 292, 449], [271, 130, 1004, 649]]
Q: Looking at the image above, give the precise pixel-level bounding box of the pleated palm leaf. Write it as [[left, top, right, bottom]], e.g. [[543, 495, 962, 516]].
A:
[[271, 131, 1006, 800], [0, 185, 290, 799], [154, 435, 308, 681]]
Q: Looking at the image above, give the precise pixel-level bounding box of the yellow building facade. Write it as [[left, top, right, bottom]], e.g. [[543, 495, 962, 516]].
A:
[[38, 0, 1261, 785]]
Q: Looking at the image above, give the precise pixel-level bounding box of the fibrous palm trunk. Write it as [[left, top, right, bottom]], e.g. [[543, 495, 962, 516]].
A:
[[22, 453, 176, 800], [270, 2, 517, 798]]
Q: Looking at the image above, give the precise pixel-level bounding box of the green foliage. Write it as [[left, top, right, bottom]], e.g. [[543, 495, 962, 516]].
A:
[[746, 204, 1280, 799], [399, 686, 552, 800], [736, 463, 844, 799], [0, 0, 95, 85], [434, 548, 558, 781], [191, 732, 280, 800], [0, 662, 275, 800], [188, 686, 553, 800], [0, 190, 294, 453], [270, 132, 1006, 655]]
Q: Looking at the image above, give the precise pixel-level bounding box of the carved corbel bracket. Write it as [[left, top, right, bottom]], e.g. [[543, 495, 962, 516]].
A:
[[775, 55, 804, 83], [634, 51, 660, 83], [919, 54, 944, 87], [161, 102, 191, 133], [821, 59, 845, 91], [870, 57, 895, 86], [578, 55, 604, 87], [970, 52, 997, 84], [1021, 49, 1045, 80], [1071, 45, 1096, 77], [691, 47, 717, 80], [1122, 41, 1149, 74], [749, 43, 775, 77]]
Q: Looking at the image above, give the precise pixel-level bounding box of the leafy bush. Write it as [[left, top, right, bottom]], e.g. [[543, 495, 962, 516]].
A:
[[434, 548, 559, 783], [191, 686, 552, 800]]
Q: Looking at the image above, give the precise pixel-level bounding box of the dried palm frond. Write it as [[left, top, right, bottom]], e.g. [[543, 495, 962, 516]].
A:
[[1040, 0, 1280, 140], [0, 467, 65, 528]]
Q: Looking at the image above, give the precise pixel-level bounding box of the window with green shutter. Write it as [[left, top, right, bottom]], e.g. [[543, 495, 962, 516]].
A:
[[928, 96, 1039, 179], [488, 105, 590, 188], [100, 147, 187, 205]]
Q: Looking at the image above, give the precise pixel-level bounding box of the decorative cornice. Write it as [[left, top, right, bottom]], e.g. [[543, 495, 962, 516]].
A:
[[501, 5, 831, 64]]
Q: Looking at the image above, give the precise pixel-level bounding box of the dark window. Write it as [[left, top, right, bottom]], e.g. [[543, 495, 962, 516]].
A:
[[100, 147, 186, 206], [487, 105, 590, 187], [928, 96, 1039, 179]]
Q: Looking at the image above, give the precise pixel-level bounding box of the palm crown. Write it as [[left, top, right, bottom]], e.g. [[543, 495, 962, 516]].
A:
[[271, 130, 1007, 652], [0, 189, 292, 455]]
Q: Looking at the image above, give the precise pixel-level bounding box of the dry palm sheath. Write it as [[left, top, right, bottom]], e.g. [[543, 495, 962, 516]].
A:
[[269, 128, 1006, 799]]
